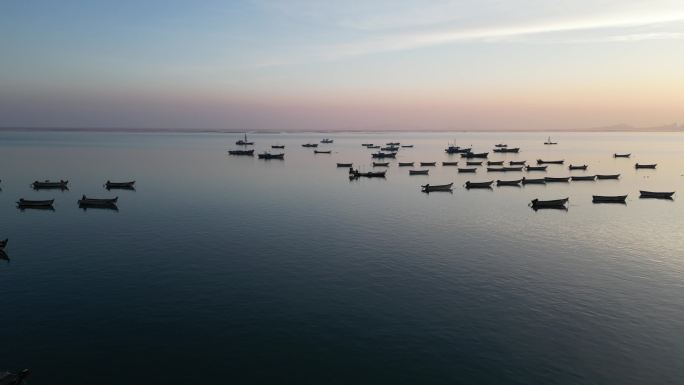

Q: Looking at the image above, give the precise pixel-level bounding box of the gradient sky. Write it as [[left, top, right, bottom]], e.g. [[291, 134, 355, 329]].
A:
[[1, 0, 683, 131]]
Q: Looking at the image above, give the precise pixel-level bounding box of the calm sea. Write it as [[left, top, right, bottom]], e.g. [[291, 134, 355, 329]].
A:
[[1, 131, 683, 385]]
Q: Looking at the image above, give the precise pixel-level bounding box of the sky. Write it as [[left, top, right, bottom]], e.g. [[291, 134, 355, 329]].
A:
[[1, 0, 683, 131]]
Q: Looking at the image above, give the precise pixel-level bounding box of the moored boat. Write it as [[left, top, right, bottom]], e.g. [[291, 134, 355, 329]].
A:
[[635, 163, 656, 169], [458, 168, 477, 173], [409, 169, 429, 175], [569, 165, 588, 170], [494, 144, 507, 148], [614, 153, 630, 158], [321, 138, 333, 143], [78, 195, 118, 206], [445, 145, 471, 154], [571, 175, 596, 181], [592, 195, 627, 203], [314, 150, 331, 154], [386, 142, 400, 146], [525, 165, 548, 171], [639, 190, 675, 199], [596, 174, 620, 180], [105, 180, 135, 189], [487, 161, 504, 166], [530, 197, 568, 208], [349, 170, 386, 179], [336, 163, 353, 167], [466, 161, 482, 166], [401, 145, 413, 148], [487, 167, 505, 172], [502, 167, 523, 172], [381, 146, 399, 151], [228, 149, 254, 156], [442, 161, 458, 166], [373, 162, 389, 167], [493, 147, 519, 153], [235, 133, 254, 146], [420, 162, 436, 166], [464, 180, 494, 189], [398, 162, 414, 166], [17, 198, 55, 207], [461, 152, 488, 159], [521, 177, 546, 184], [509, 160, 526, 165], [258, 152, 285, 159], [496, 179, 522, 186], [371, 152, 396, 159], [32, 180, 69, 189], [302, 143, 318, 148], [543, 136, 558, 145], [421, 182, 453, 192], [361, 143, 374, 147], [271, 145, 285, 149], [544, 177, 570, 183], [537, 159, 564, 165]]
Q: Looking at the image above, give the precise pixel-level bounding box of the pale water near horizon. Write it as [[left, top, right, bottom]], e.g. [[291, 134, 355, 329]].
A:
[[1, 131, 683, 384]]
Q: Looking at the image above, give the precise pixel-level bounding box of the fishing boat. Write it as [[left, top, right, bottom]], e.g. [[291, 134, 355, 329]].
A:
[[494, 144, 508, 148], [228, 149, 254, 156], [321, 138, 333, 143], [371, 152, 396, 158], [635, 163, 657, 169], [496, 179, 522, 186], [525, 165, 548, 171], [420, 162, 436, 166], [509, 160, 526, 165], [271, 145, 285, 149], [596, 174, 620, 180], [544, 177, 570, 183], [314, 150, 331, 154], [458, 168, 477, 173], [543, 136, 558, 145], [17, 198, 54, 208], [466, 161, 482, 166], [522, 177, 546, 184], [445, 146, 471, 154], [639, 190, 675, 199], [235, 133, 254, 146], [569, 165, 588, 170], [487, 161, 504, 166], [373, 162, 389, 167], [592, 195, 627, 203], [105, 180, 135, 189], [409, 169, 429, 175], [537, 159, 564, 165], [465, 180, 494, 189], [0, 369, 30, 385], [381, 146, 399, 151], [336, 163, 353, 167], [530, 197, 568, 208], [302, 143, 318, 148], [78, 195, 118, 206], [442, 161, 459, 166], [421, 182, 453, 192], [401, 145, 413, 148], [571, 175, 596, 181], [613, 153, 630, 158], [386, 142, 400, 146], [361, 143, 374, 147], [32, 180, 69, 189], [0, 239, 7, 249], [367, 145, 380, 149], [502, 167, 523, 172], [258, 152, 285, 159], [461, 152, 489, 159], [398, 162, 414, 167], [487, 167, 505, 172], [493, 147, 520, 153], [349, 170, 386, 179]]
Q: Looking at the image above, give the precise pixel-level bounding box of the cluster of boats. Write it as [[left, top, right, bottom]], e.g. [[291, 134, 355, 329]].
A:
[[14, 180, 135, 211]]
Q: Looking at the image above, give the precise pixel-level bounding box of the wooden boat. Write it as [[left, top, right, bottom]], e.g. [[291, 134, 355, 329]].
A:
[[321, 138, 333, 143], [461, 152, 488, 158], [398, 162, 414, 166], [0, 239, 7, 249], [525, 165, 548, 171], [544, 177, 570, 183], [17, 198, 54, 207], [349, 170, 386, 179], [569, 165, 587, 170], [314, 150, 331, 154], [442, 161, 458, 166], [401, 145, 413, 148], [530, 197, 568, 208], [466, 161, 482, 166], [445, 146, 471, 154], [465, 180, 494, 189], [420, 162, 436, 166], [105, 180, 135, 189], [494, 144, 508, 148], [386, 142, 400, 146], [487, 167, 505, 172], [487, 161, 504, 166], [235, 133, 254, 146], [271, 145, 285, 149], [258, 152, 284, 159], [78, 195, 118, 206], [367, 145, 380, 149], [635, 163, 656, 169], [458, 168, 477, 173], [596, 174, 620, 180], [640, 190, 675, 199], [509, 160, 526, 165], [592, 195, 627, 203], [361, 143, 374, 147], [228, 149, 254, 156], [409, 169, 429, 175], [381, 146, 399, 151], [371, 152, 396, 159], [302, 143, 318, 148], [522, 177, 546, 184], [421, 182, 453, 192], [32, 180, 68, 189], [613, 153, 630, 158], [493, 147, 520, 153], [373, 162, 389, 167], [336, 163, 353, 167], [537, 159, 564, 165], [543, 136, 558, 145], [496, 179, 522, 186], [502, 167, 523, 172], [571, 175, 596, 181]]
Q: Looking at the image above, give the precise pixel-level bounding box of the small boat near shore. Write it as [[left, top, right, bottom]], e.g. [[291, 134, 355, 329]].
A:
[[509, 160, 526, 165], [571, 175, 596, 181], [496, 179, 522, 186], [17, 198, 55, 208], [569, 165, 588, 170], [271, 144, 285, 149], [314, 150, 331, 154], [458, 168, 477, 173], [502, 167, 523, 172], [531, 197, 568, 209], [614, 153, 630, 158], [105, 180, 135, 190], [465, 180, 494, 189], [596, 174, 620, 180], [302, 143, 318, 148], [494, 144, 507, 148], [466, 161, 482, 166], [493, 147, 520, 153], [544, 177, 570, 183], [398, 162, 414, 166], [381, 146, 399, 152], [337, 163, 353, 168], [592, 195, 627, 203], [32, 180, 69, 190], [409, 169, 429, 175], [537, 159, 564, 165], [372, 152, 396, 159], [461, 152, 489, 159], [235, 134, 254, 146], [525, 165, 548, 171], [228, 149, 254, 156], [258, 152, 285, 159], [78, 195, 118, 206], [420, 162, 436, 166], [487, 161, 504, 166], [373, 162, 389, 167], [635, 163, 657, 169], [522, 177, 546, 184], [442, 161, 458, 166], [543, 136, 558, 145], [640, 190, 675, 199], [421, 182, 453, 192]]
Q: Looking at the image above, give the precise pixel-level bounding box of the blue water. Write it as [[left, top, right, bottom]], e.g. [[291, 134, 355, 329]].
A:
[[1, 131, 683, 384]]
